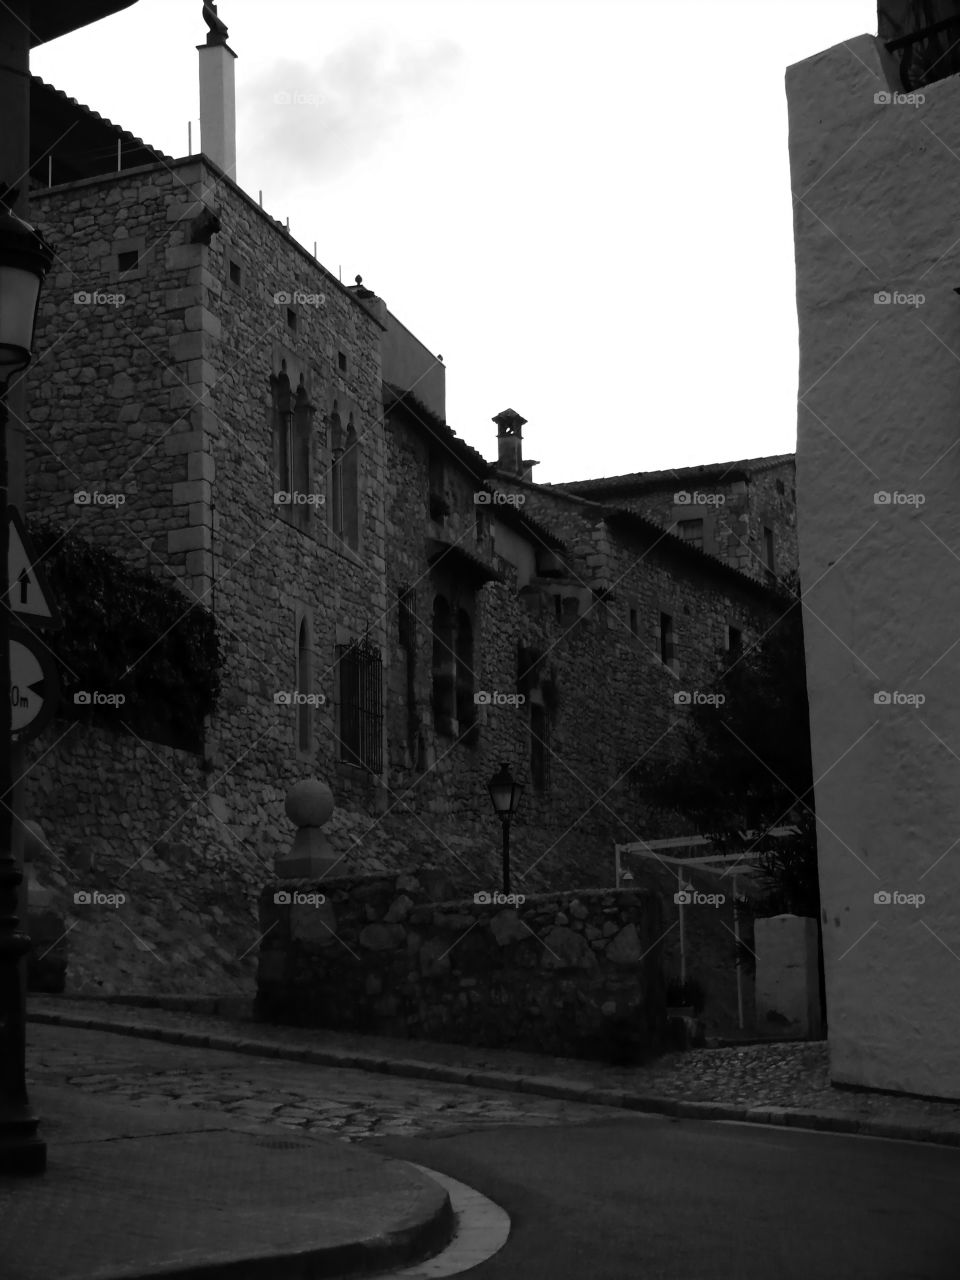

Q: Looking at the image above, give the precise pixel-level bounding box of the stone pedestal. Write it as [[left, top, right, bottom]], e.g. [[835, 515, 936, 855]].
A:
[[274, 779, 341, 879]]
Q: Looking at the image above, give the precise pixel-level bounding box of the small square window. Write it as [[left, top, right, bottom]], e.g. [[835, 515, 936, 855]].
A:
[[117, 249, 139, 272], [229, 260, 242, 286], [338, 351, 348, 372], [287, 308, 297, 331]]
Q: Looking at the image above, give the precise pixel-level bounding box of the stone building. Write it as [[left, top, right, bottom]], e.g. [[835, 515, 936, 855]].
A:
[[787, 2, 960, 1098], [17, 10, 798, 999]]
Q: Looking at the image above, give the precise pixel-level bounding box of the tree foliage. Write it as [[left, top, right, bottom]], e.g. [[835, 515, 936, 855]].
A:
[[631, 570, 820, 916]]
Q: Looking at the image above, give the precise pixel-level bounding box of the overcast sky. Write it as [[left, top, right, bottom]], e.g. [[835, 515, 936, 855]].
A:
[[31, 0, 873, 483]]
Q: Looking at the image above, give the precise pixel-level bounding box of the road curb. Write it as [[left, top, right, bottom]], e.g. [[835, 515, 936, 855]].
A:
[[28, 1007, 960, 1151]]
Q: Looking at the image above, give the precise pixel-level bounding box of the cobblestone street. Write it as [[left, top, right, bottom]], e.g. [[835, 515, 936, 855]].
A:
[[29, 1023, 627, 1143]]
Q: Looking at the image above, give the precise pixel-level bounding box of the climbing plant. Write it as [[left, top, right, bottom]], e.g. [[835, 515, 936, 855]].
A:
[[26, 517, 224, 751]]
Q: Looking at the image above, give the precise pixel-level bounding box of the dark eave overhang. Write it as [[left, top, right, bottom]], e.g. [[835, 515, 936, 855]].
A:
[[29, 0, 138, 46], [425, 539, 503, 585]]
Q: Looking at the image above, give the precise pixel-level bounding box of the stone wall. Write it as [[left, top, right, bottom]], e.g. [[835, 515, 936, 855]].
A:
[[257, 873, 667, 1061]]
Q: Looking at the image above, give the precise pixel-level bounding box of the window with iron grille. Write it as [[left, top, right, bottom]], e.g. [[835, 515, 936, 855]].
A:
[[337, 636, 382, 771]]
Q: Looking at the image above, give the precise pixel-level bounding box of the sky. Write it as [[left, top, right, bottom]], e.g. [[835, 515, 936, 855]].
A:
[[31, 0, 874, 483]]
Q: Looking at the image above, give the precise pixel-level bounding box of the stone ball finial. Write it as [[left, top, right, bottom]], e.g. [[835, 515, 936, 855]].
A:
[[355, 274, 363, 286], [285, 779, 334, 829]]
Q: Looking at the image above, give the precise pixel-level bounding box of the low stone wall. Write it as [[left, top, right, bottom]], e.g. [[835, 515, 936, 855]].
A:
[[256, 871, 667, 1061]]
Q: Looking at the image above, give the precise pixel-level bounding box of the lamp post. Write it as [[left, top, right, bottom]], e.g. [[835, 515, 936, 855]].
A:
[[0, 199, 54, 1176], [487, 762, 523, 896]]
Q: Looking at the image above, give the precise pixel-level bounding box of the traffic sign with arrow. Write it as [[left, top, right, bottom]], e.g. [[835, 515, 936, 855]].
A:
[[6, 506, 62, 628]]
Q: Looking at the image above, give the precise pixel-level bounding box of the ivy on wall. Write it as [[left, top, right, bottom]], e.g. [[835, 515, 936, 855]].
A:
[[27, 518, 224, 752]]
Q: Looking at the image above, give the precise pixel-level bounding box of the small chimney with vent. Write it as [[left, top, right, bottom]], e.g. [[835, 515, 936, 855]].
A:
[[494, 409, 528, 477], [198, 1, 237, 180]]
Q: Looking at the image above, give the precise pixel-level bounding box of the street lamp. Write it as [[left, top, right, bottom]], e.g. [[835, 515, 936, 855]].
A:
[[0, 198, 55, 1176], [487, 762, 523, 895]]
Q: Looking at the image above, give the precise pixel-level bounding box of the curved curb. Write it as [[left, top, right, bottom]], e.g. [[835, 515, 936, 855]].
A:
[[377, 1163, 511, 1277], [28, 1008, 960, 1151]]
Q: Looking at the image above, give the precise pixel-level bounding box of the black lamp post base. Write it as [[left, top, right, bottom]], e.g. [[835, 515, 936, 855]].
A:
[[0, 1120, 46, 1175]]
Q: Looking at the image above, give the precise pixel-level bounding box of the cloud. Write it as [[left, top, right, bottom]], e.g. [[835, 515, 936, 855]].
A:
[[239, 36, 462, 183]]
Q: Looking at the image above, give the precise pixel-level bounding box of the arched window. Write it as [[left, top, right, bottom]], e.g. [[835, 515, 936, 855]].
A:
[[342, 417, 359, 550], [455, 609, 476, 744], [329, 403, 343, 536], [291, 376, 313, 523], [296, 617, 312, 751], [432, 595, 456, 735], [271, 363, 294, 497]]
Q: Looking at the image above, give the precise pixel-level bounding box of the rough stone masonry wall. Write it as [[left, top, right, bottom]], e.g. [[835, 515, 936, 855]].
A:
[[257, 871, 667, 1060], [621, 462, 798, 584], [23, 157, 391, 889]]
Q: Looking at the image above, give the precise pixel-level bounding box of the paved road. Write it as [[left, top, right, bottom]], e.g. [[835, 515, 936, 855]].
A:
[[28, 1023, 960, 1279]]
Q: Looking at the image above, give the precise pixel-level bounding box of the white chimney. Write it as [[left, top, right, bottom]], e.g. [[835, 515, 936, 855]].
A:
[[197, 1, 237, 181]]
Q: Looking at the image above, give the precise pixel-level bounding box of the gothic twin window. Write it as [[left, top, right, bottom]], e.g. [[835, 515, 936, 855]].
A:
[[270, 368, 360, 546], [329, 402, 360, 551], [271, 362, 314, 528]]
